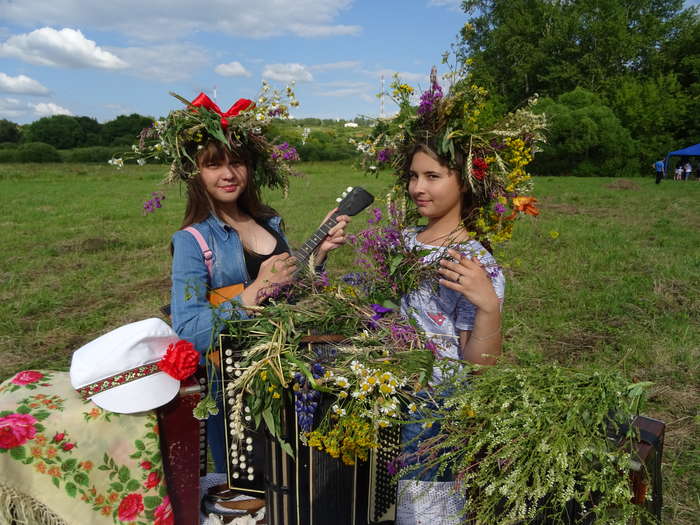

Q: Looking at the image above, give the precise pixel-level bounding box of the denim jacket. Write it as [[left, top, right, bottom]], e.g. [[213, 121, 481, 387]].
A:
[[170, 213, 288, 353]]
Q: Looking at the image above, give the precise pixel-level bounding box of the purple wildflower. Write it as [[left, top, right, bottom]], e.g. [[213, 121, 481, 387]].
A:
[[417, 72, 443, 116], [368, 207, 383, 224], [494, 203, 506, 215], [274, 142, 299, 162], [390, 322, 418, 346], [142, 191, 165, 215], [377, 148, 392, 163]]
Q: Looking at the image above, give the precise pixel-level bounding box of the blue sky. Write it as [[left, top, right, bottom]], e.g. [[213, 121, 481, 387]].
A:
[[0, 1, 467, 124]]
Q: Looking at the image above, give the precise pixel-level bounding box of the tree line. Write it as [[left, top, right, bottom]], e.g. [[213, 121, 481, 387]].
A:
[[458, 0, 700, 176]]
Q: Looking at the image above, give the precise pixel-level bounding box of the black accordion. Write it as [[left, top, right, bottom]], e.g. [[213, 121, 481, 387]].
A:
[[219, 334, 399, 525]]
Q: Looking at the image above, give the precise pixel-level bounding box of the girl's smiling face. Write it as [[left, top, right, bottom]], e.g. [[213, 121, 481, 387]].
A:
[[199, 155, 248, 207], [408, 150, 464, 225]]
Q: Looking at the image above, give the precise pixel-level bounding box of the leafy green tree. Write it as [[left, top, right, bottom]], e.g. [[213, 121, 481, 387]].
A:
[[532, 88, 638, 177], [607, 74, 688, 167], [25, 115, 85, 149], [75, 116, 102, 146], [0, 119, 21, 143], [101, 113, 153, 146], [459, 0, 689, 109]]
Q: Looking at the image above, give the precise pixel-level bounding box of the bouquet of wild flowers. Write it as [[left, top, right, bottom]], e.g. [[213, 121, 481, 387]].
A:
[[218, 284, 436, 463], [397, 362, 653, 524]]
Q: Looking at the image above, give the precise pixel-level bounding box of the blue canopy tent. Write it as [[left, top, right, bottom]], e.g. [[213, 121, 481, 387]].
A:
[[664, 143, 700, 179], [666, 143, 700, 159]]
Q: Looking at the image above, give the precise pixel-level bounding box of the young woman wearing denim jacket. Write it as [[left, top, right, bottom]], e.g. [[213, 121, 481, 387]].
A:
[[170, 140, 349, 473]]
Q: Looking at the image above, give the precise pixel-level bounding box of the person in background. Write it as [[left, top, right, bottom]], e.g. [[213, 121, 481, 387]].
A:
[[653, 159, 665, 184], [683, 160, 693, 181]]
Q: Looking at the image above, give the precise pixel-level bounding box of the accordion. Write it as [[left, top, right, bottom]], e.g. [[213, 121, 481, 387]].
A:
[[219, 334, 398, 525]]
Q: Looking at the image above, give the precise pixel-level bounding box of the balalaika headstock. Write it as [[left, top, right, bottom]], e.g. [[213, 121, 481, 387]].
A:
[[334, 186, 375, 218]]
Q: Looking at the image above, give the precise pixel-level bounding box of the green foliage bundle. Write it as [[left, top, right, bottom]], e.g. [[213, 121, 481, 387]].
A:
[[405, 364, 652, 524]]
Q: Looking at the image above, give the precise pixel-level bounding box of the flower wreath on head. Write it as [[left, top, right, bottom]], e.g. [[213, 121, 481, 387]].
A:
[[354, 59, 546, 246], [113, 81, 301, 211]]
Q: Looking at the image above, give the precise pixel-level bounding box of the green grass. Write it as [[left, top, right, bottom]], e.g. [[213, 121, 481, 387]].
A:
[[1, 163, 698, 522]]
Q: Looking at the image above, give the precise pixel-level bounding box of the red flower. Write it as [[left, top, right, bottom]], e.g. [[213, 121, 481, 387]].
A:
[[61, 442, 76, 451], [11, 370, 44, 385], [52, 432, 65, 443], [153, 496, 174, 525], [157, 340, 199, 380], [140, 460, 153, 470], [144, 471, 161, 489], [0, 413, 37, 449], [117, 493, 144, 522], [472, 158, 489, 181]]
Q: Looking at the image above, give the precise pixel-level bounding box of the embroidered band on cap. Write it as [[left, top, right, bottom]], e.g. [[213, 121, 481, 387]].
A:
[[77, 363, 161, 400]]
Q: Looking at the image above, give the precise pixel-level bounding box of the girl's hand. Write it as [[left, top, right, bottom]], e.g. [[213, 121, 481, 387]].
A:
[[438, 248, 500, 313], [317, 209, 350, 258], [257, 252, 297, 287], [239, 253, 298, 306]]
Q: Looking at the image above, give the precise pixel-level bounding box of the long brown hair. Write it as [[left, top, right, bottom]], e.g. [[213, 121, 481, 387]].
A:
[[180, 140, 279, 228]]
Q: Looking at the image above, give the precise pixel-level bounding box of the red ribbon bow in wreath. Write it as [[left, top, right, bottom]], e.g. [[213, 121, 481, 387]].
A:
[[190, 93, 255, 129]]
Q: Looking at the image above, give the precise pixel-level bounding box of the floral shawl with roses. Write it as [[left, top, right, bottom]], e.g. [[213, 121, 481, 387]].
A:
[[0, 370, 174, 525]]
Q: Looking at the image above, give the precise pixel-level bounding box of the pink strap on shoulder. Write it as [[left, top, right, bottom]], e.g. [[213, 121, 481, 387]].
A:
[[183, 226, 213, 279]]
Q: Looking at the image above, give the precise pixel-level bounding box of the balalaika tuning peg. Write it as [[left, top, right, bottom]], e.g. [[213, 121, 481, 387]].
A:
[[341, 192, 347, 198], [336, 197, 342, 203], [346, 186, 353, 192]]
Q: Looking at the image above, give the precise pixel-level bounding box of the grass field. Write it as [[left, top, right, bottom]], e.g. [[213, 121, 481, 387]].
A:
[[1, 162, 698, 523]]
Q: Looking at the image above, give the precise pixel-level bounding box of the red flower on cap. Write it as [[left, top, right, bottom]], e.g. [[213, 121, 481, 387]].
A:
[[157, 340, 199, 380]]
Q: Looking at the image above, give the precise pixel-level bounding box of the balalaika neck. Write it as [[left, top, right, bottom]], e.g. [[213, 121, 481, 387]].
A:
[[292, 215, 338, 272]]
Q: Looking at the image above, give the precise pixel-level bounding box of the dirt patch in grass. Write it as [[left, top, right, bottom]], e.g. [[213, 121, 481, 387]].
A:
[[653, 278, 697, 312], [541, 327, 618, 363], [54, 237, 125, 254], [604, 178, 640, 190]]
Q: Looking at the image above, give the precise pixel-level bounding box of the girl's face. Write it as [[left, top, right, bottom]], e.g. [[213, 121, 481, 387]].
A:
[[198, 155, 248, 207], [408, 150, 464, 224]]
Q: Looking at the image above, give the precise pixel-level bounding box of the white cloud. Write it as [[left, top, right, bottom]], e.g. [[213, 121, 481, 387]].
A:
[[0, 1, 360, 40], [310, 61, 361, 71], [287, 23, 361, 37], [0, 27, 127, 69], [0, 73, 50, 95], [0, 97, 29, 119], [113, 43, 209, 82], [262, 63, 313, 82], [215, 61, 251, 78], [428, 0, 463, 9], [33, 102, 73, 117]]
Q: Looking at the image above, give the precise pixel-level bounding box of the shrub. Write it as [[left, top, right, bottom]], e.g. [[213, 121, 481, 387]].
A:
[[0, 148, 18, 163], [532, 88, 638, 177], [62, 146, 124, 163], [16, 142, 62, 163]]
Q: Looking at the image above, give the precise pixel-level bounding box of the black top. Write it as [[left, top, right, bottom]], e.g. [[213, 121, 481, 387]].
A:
[[243, 222, 290, 280]]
